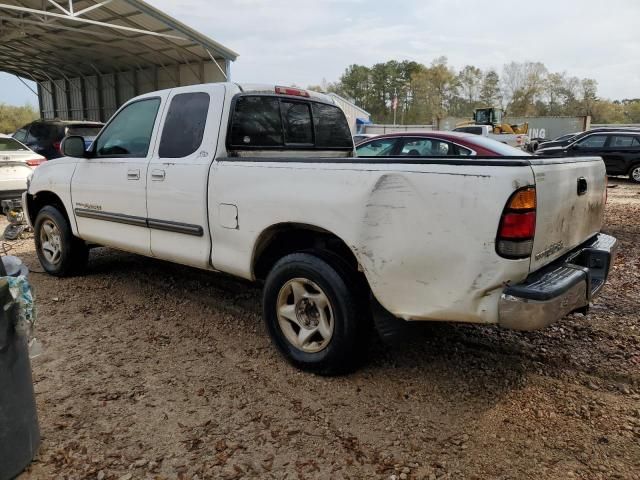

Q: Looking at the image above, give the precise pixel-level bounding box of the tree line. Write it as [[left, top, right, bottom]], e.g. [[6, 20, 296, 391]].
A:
[[0, 104, 38, 134], [309, 58, 640, 125]]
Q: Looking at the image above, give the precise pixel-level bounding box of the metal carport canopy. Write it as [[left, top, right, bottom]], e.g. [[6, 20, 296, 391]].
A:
[[0, 0, 238, 121]]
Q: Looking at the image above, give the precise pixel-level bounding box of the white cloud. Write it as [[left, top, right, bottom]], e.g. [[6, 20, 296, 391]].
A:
[[1, 0, 639, 105], [150, 0, 640, 99]]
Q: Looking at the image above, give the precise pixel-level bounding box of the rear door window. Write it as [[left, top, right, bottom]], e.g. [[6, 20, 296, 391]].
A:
[[609, 135, 637, 148], [159, 92, 210, 158]]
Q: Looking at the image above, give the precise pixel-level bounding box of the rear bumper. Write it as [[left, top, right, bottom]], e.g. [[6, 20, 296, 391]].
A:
[[0, 189, 26, 202], [498, 233, 617, 330]]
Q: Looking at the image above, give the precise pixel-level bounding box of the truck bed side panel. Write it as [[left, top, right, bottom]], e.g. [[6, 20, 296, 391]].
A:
[[209, 160, 534, 324]]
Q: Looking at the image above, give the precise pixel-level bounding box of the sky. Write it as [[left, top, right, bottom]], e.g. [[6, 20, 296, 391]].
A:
[[1, 0, 639, 107]]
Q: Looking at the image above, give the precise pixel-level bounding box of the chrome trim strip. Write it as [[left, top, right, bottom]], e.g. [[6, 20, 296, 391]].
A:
[[74, 208, 203, 237], [147, 218, 203, 237], [74, 208, 147, 227]]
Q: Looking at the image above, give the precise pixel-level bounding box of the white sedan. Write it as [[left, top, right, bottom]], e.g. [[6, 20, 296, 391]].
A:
[[0, 134, 45, 201]]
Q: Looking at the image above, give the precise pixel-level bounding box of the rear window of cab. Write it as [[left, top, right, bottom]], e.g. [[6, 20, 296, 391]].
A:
[[228, 95, 352, 150]]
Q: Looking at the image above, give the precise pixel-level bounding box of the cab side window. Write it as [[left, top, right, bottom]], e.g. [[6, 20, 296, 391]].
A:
[[228, 95, 352, 150], [576, 134, 607, 149], [159, 92, 210, 158], [609, 135, 638, 148], [95, 98, 161, 157], [398, 137, 462, 156]]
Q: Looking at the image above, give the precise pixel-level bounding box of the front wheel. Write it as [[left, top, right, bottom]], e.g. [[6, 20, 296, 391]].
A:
[[34, 206, 88, 277], [629, 165, 640, 183], [263, 252, 367, 375]]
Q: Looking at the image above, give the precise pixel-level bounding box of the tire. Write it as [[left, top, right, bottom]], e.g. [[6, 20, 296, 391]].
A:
[[263, 252, 369, 375], [34, 205, 88, 277], [629, 164, 640, 183]]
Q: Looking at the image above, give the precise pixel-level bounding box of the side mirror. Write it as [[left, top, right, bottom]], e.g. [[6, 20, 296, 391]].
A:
[[61, 136, 87, 158]]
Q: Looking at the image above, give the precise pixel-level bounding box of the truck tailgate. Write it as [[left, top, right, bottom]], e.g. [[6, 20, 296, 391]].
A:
[[529, 156, 606, 272]]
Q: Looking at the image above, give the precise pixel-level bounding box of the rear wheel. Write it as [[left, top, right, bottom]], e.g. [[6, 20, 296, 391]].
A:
[[629, 164, 640, 183], [263, 252, 368, 375], [34, 206, 88, 276]]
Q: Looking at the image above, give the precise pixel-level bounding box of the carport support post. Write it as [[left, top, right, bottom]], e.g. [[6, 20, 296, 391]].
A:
[[153, 66, 159, 91], [51, 81, 58, 119], [79, 76, 88, 121], [36, 83, 44, 120], [95, 73, 105, 123], [114, 73, 121, 109], [64, 78, 72, 121]]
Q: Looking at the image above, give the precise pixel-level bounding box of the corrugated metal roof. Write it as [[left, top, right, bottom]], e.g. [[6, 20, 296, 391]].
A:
[[0, 0, 238, 82], [327, 93, 371, 117]]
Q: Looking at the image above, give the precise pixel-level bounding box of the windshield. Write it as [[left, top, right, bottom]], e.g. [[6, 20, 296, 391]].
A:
[[67, 125, 103, 138], [0, 137, 28, 151], [554, 133, 577, 142]]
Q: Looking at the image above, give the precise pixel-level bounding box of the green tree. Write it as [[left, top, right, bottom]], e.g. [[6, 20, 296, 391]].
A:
[[411, 57, 459, 123], [579, 78, 598, 117], [479, 70, 501, 108], [456, 65, 483, 114], [327, 58, 634, 125]]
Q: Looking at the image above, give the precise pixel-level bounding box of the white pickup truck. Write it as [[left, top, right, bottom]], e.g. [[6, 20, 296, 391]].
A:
[[23, 83, 617, 374], [453, 124, 530, 150]]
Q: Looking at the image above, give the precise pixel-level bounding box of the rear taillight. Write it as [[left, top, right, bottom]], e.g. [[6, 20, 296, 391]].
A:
[[275, 86, 310, 97], [26, 158, 45, 168], [53, 141, 62, 154], [496, 187, 536, 259]]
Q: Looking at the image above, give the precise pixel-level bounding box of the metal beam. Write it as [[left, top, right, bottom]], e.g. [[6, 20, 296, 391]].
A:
[[0, 3, 187, 40], [205, 49, 227, 80]]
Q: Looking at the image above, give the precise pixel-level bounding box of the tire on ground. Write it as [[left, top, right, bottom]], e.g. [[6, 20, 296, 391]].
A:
[[629, 164, 640, 183], [262, 251, 369, 375], [34, 205, 89, 277]]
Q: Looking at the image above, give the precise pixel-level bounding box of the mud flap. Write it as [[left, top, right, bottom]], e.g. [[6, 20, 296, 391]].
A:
[[371, 297, 412, 346]]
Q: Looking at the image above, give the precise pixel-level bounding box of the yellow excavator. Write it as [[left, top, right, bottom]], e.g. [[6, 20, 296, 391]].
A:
[[458, 107, 529, 135]]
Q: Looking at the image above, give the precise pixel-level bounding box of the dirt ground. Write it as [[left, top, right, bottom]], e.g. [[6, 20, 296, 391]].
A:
[[6, 179, 640, 480]]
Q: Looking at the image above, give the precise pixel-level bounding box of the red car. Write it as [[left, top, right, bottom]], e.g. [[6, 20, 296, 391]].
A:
[[355, 131, 530, 157]]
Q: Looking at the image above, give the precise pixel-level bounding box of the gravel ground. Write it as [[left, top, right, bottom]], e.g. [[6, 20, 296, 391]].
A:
[[8, 179, 640, 480]]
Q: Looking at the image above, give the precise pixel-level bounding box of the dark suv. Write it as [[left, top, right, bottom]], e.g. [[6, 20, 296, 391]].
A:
[[536, 130, 640, 182], [13, 120, 104, 160]]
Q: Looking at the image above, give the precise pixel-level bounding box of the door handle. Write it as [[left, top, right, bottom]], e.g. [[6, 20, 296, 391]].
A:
[[151, 169, 166, 181], [127, 169, 140, 181]]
